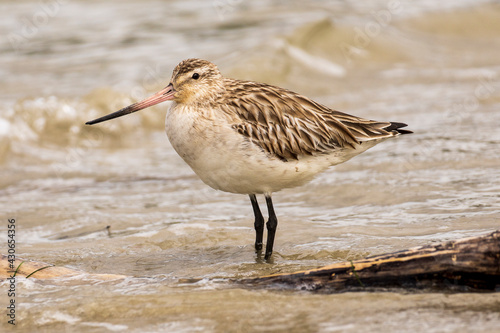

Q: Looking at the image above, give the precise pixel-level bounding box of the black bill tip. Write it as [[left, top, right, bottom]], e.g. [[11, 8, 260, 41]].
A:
[[84, 104, 137, 126]]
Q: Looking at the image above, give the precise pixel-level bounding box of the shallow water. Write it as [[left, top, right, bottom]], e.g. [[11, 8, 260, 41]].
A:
[[1, 0, 500, 332]]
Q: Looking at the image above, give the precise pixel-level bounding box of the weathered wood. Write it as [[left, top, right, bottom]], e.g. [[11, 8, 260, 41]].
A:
[[0, 255, 125, 280], [243, 230, 500, 292]]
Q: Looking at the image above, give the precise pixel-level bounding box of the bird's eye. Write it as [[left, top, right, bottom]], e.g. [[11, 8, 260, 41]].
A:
[[192, 73, 200, 80]]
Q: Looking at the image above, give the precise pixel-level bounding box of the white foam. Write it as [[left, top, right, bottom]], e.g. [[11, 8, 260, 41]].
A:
[[37, 311, 81, 325], [284, 42, 346, 78], [82, 322, 129, 331], [0, 117, 10, 136]]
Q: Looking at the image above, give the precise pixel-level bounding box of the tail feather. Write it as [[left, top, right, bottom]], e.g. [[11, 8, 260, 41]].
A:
[[385, 122, 413, 135]]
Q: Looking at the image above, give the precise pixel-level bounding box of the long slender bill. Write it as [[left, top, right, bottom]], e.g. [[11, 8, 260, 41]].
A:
[[85, 83, 175, 125]]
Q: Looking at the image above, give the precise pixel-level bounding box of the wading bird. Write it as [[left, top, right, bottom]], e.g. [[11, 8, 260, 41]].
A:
[[86, 58, 411, 260]]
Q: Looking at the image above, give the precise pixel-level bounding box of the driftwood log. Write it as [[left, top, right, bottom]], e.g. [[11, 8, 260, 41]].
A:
[[242, 230, 500, 292]]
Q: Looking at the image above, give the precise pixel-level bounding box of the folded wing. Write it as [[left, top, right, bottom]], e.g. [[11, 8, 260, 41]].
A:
[[223, 80, 411, 161]]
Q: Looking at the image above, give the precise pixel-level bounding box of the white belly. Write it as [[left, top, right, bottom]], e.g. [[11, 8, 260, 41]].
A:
[[165, 104, 369, 194]]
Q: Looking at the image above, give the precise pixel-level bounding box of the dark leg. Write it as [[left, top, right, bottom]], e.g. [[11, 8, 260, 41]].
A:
[[264, 194, 278, 260], [249, 194, 264, 252]]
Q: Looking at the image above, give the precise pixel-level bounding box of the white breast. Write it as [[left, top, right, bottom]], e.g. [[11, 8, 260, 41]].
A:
[[165, 104, 366, 195]]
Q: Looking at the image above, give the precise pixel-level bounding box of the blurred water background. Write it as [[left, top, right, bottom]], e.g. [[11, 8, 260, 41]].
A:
[[1, 0, 500, 332]]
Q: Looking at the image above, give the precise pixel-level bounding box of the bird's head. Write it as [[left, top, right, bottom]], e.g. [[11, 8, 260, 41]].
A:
[[85, 58, 222, 125], [170, 58, 223, 105]]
